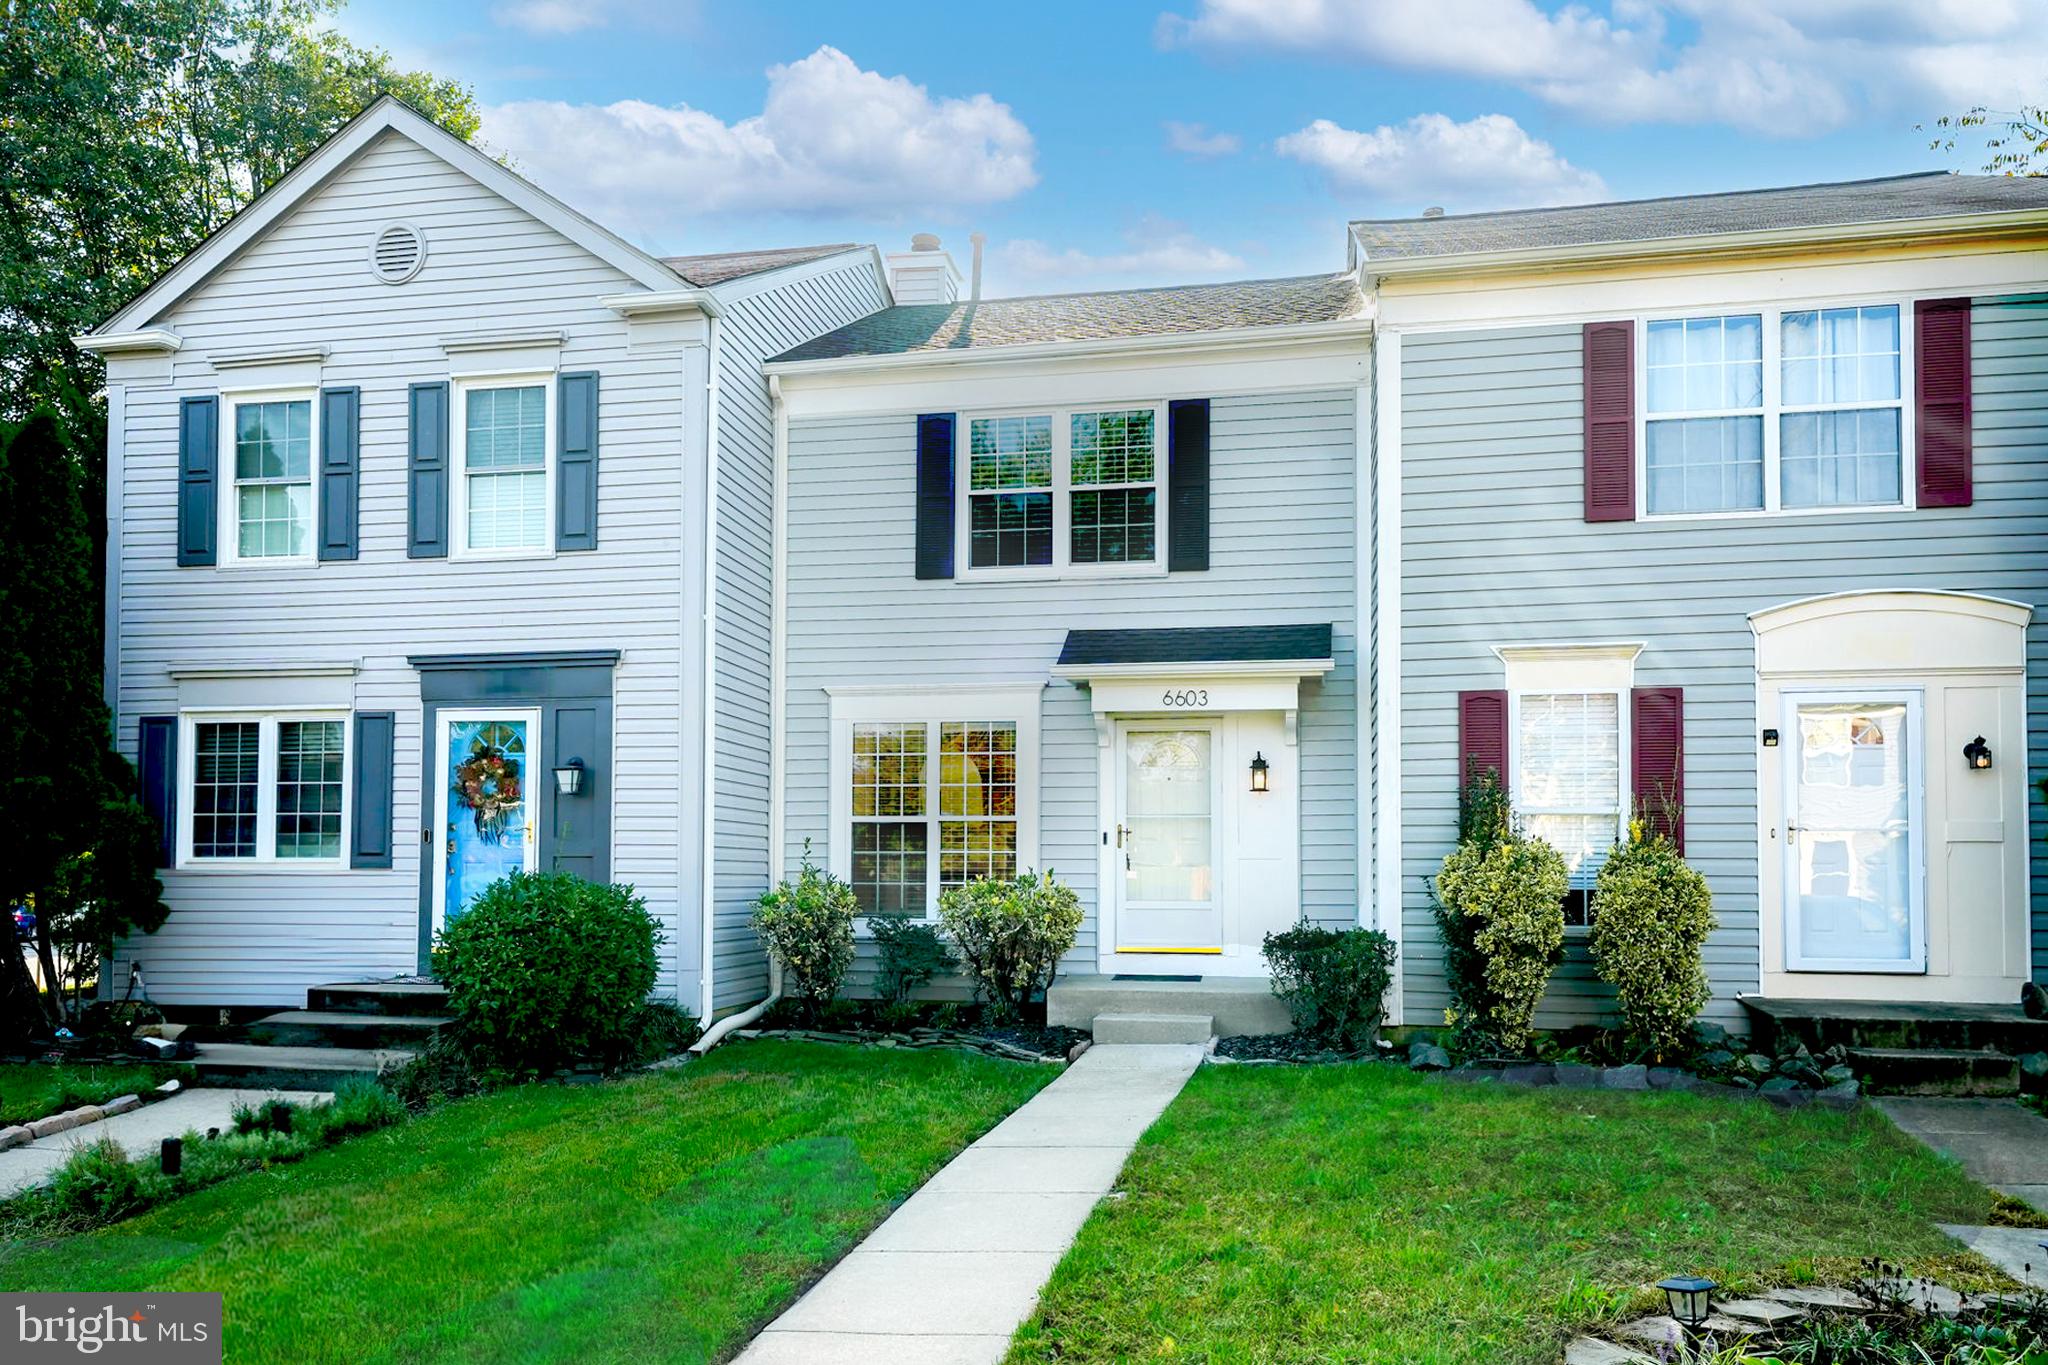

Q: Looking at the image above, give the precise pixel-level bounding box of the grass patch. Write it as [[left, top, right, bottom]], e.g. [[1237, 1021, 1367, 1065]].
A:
[[0, 1060, 190, 1127], [0, 1041, 1050, 1364], [1007, 1064, 1998, 1365]]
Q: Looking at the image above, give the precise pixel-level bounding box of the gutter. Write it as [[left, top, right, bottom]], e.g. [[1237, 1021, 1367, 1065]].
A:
[[692, 955, 781, 1053]]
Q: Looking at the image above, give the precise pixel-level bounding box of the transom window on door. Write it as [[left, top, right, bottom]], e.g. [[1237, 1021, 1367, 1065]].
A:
[[849, 719, 1020, 916], [962, 406, 1161, 573], [1643, 302, 1906, 516], [227, 397, 314, 560], [1512, 691, 1626, 928], [459, 382, 551, 554], [183, 713, 347, 865]]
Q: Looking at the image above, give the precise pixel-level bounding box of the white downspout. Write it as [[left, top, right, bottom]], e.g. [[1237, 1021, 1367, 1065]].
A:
[[696, 315, 723, 1028]]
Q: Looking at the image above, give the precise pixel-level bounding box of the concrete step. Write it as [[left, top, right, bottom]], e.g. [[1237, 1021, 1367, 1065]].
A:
[[306, 980, 450, 1016], [1049, 974, 1289, 1037], [1091, 1012, 1214, 1045], [245, 1010, 450, 1050], [190, 1042, 413, 1091], [1847, 1046, 2021, 1097], [1744, 997, 2048, 1057]]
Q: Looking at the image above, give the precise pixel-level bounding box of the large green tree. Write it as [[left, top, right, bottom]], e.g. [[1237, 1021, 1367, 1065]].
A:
[[0, 0, 481, 425], [1930, 104, 2048, 177]]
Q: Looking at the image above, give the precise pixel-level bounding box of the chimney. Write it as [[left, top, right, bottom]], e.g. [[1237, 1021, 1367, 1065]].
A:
[[887, 233, 962, 304]]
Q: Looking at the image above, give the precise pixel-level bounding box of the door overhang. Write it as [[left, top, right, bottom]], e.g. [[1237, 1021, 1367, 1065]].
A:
[[1050, 623, 1336, 745]]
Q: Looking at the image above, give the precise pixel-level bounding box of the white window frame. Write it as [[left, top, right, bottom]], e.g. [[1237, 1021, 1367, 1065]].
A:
[[954, 403, 1169, 582], [1635, 295, 1915, 521], [1497, 644, 1641, 932], [825, 685, 1043, 926], [175, 708, 351, 869], [219, 387, 319, 567], [451, 372, 556, 561]]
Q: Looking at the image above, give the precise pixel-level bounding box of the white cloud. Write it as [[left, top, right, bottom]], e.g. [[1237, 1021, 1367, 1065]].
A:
[[478, 47, 1037, 233], [1276, 113, 1607, 211], [1161, 0, 2048, 135], [990, 219, 1248, 295], [1163, 120, 1242, 158]]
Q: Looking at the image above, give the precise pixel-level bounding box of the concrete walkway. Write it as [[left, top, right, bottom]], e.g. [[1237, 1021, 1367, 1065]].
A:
[[735, 1042, 1204, 1365], [1878, 1097, 2048, 1210], [0, 1088, 331, 1198]]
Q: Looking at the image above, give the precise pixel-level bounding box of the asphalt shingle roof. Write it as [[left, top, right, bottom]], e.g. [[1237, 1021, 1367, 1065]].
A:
[[1352, 172, 2048, 263], [662, 243, 859, 287], [1057, 624, 1335, 668], [772, 272, 1364, 363]]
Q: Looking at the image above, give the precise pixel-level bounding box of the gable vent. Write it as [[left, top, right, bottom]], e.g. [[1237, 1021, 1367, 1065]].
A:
[[369, 222, 425, 284]]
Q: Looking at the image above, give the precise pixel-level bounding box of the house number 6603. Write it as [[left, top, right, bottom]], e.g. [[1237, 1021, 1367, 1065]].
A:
[[1160, 688, 1208, 707]]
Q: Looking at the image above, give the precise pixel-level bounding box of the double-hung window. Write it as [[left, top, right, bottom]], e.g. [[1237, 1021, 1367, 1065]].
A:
[[225, 395, 316, 562], [1642, 301, 1907, 517], [1513, 691, 1625, 928], [961, 405, 1163, 574], [182, 712, 348, 865], [831, 688, 1041, 919], [456, 380, 552, 555]]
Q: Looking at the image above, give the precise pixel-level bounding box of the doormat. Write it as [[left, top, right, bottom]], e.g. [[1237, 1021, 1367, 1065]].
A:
[[1112, 974, 1201, 982]]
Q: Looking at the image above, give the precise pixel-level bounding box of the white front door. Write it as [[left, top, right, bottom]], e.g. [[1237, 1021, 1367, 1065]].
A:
[[1782, 692, 1926, 973], [433, 709, 542, 934], [1113, 723, 1224, 953]]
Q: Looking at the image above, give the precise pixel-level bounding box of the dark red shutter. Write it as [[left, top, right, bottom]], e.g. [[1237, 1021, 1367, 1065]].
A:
[[1915, 297, 1973, 508], [1631, 686, 1684, 852], [1583, 320, 1635, 522], [1457, 690, 1509, 789]]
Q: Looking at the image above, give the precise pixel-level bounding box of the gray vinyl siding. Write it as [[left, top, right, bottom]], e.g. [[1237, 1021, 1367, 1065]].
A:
[[708, 257, 889, 1012], [784, 390, 1361, 992], [108, 131, 694, 1006], [1397, 297, 2048, 1031]]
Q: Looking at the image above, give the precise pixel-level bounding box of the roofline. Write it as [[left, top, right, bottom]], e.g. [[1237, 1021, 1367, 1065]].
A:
[[86, 95, 684, 338], [763, 314, 1374, 378], [596, 287, 722, 319], [72, 327, 183, 357], [1049, 657, 1336, 680], [703, 244, 887, 306], [1347, 171, 1955, 233], [1352, 206, 2048, 280]]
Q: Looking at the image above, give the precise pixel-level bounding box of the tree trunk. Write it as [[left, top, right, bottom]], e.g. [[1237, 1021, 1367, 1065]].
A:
[[0, 937, 50, 1053]]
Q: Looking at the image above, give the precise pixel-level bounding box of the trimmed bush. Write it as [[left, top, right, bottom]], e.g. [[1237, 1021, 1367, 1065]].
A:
[[753, 849, 857, 1020], [1433, 774, 1568, 1056], [868, 916, 957, 1006], [938, 871, 1082, 1020], [1262, 922, 1398, 1051], [434, 870, 664, 1075], [1589, 820, 1715, 1059], [49, 1137, 152, 1223]]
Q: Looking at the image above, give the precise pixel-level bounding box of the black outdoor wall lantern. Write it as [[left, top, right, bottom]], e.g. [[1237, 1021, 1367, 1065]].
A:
[[1249, 752, 1270, 793], [1964, 736, 1993, 771], [1657, 1275, 1716, 1332], [553, 757, 587, 796]]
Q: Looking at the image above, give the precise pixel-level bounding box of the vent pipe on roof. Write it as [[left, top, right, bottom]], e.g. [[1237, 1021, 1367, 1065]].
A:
[[1422, 206, 1445, 219], [969, 232, 984, 302]]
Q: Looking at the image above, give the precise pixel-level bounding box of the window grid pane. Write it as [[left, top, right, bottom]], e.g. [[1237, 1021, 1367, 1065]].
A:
[[1070, 410, 1155, 487], [1779, 304, 1903, 509], [1645, 315, 1762, 415], [1645, 415, 1763, 514], [233, 400, 313, 558], [970, 491, 1053, 567], [940, 722, 1018, 886], [1516, 692, 1621, 892], [467, 470, 548, 550], [465, 386, 547, 470], [276, 720, 345, 859], [193, 722, 261, 858], [464, 386, 548, 551], [968, 416, 1052, 491], [852, 724, 929, 916]]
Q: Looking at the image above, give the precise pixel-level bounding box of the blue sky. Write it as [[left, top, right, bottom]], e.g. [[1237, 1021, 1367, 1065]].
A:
[[337, 0, 2045, 297]]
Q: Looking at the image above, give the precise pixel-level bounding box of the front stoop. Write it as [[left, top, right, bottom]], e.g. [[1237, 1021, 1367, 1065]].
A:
[[1742, 998, 2041, 1098], [1848, 1046, 2022, 1098], [190, 979, 447, 1088], [1091, 1012, 1214, 1045], [1047, 974, 1289, 1037]]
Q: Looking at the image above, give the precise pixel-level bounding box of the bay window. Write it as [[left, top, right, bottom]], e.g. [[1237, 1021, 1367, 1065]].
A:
[[182, 712, 347, 865], [960, 405, 1163, 574]]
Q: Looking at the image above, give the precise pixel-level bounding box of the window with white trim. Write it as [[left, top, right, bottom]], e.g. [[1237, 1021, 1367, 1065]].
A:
[[183, 713, 348, 865], [457, 381, 551, 554], [1642, 302, 1906, 517], [831, 688, 1041, 920], [226, 396, 316, 561], [961, 405, 1162, 573]]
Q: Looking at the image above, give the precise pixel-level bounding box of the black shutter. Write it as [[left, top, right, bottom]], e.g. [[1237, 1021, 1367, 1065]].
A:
[[557, 370, 599, 551], [915, 413, 955, 580], [317, 386, 360, 561], [137, 716, 177, 867], [350, 711, 395, 869], [1167, 398, 1210, 571], [177, 396, 218, 566], [407, 381, 449, 558]]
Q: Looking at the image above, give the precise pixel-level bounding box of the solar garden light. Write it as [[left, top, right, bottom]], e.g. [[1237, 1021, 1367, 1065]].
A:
[[160, 1137, 182, 1176], [1658, 1276, 1717, 1332]]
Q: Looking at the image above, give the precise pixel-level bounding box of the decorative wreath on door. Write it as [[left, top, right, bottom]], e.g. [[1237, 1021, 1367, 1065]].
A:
[[453, 727, 524, 844]]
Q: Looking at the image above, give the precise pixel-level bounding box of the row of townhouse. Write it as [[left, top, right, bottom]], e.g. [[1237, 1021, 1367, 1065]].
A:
[[75, 98, 2048, 1032]]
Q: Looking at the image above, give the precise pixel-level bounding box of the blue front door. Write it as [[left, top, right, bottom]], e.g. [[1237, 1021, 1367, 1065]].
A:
[[438, 713, 538, 925]]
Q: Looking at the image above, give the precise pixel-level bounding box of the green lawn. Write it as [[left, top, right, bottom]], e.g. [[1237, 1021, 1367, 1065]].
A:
[[0, 1041, 1051, 1364], [1007, 1064, 1998, 1365], [0, 1060, 189, 1127]]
